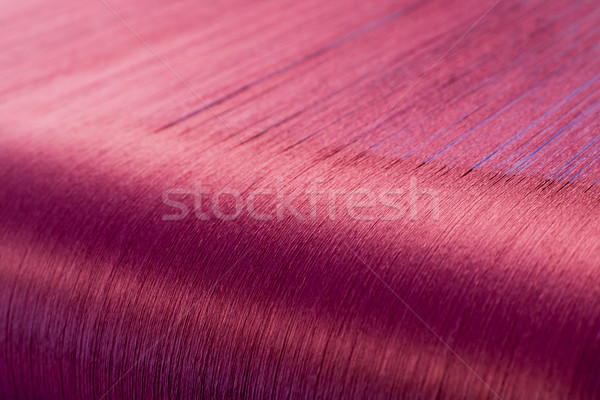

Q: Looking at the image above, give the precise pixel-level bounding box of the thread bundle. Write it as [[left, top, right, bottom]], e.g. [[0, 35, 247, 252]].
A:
[[1, 0, 599, 398]]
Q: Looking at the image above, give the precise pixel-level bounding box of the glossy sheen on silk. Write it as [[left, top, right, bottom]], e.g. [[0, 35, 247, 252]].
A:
[[1, 0, 599, 399]]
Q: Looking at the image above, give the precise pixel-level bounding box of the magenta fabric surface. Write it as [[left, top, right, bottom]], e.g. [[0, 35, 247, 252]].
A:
[[1, 0, 600, 398]]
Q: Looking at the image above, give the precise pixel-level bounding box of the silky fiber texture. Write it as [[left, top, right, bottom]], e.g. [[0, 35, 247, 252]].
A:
[[1, 0, 600, 399]]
